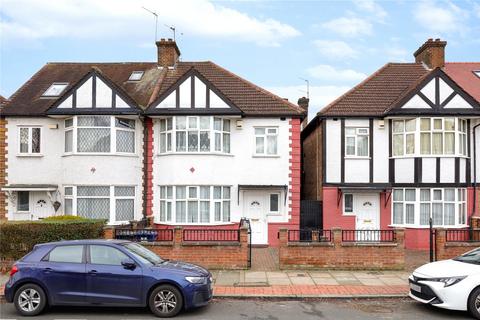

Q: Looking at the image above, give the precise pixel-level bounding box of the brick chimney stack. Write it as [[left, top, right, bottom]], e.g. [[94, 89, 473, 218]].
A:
[[156, 38, 181, 68], [298, 96, 309, 129], [414, 38, 447, 69]]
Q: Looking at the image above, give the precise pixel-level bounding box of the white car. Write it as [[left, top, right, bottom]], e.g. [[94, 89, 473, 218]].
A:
[[409, 247, 480, 319]]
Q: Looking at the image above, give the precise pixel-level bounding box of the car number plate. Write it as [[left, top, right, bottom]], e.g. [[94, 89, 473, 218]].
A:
[[410, 283, 421, 293]]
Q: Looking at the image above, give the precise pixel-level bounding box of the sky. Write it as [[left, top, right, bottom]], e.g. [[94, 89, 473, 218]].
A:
[[1, 0, 479, 119]]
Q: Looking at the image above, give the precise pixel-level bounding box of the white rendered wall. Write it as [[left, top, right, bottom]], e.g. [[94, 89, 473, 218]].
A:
[[373, 119, 389, 183], [325, 119, 341, 183]]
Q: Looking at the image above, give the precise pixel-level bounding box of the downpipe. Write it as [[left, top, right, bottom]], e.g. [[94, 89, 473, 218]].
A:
[[471, 123, 480, 236]]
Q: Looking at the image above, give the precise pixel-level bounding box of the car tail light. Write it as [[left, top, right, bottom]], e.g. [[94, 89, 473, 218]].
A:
[[10, 265, 18, 277]]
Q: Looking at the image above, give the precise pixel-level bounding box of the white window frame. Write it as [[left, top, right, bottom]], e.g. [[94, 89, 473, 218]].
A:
[[254, 127, 278, 156], [16, 191, 30, 213], [42, 82, 69, 97], [64, 116, 136, 155], [18, 126, 42, 155], [392, 119, 415, 156], [158, 116, 231, 155], [128, 71, 144, 81], [157, 185, 231, 225], [343, 193, 354, 215], [63, 185, 136, 224], [345, 127, 369, 158], [268, 193, 281, 215], [391, 188, 468, 228]]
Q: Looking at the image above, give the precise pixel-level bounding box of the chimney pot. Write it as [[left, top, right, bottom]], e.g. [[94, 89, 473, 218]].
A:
[[413, 38, 447, 69], [156, 39, 181, 68]]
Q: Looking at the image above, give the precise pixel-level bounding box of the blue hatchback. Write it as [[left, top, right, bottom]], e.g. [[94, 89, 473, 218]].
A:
[[4, 239, 213, 317]]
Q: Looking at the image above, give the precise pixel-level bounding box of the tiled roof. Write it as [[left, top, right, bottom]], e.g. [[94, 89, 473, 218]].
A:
[[2, 61, 304, 117], [444, 62, 480, 102], [149, 61, 304, 116], [1, 63, 159, 116], [320, 63, 429, 117]]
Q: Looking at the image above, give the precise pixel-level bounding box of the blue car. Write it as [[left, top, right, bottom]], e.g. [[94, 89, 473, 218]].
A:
[[4, 239, 213, 317]]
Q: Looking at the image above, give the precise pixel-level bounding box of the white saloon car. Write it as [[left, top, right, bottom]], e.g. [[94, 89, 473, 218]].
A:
[[409, 248, 480, 319]]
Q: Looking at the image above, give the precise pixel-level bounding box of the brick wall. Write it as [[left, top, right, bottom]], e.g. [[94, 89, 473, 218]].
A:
[[301, 121, 322, 201], [0, 117, 6, 220], [110, 227, 249, 270], [435, 228, 480, 261], [279, 228, 405, 270]]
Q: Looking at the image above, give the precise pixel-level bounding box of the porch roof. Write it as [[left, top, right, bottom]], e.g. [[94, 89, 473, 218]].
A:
[[1, 184, 58, 191]]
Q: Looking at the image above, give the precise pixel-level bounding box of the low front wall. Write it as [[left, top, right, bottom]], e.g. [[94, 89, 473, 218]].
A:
[[435, 229, 480, 261], [278, 228, 405, 270], [107, 226, 249, 270]]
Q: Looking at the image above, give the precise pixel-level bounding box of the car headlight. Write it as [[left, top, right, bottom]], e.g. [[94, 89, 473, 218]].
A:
[[185, 276, 207, 284], [428, 276, 467, 287]]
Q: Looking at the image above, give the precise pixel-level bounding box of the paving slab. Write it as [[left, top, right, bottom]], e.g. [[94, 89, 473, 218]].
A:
[[379, 277, 407, 286], [357, 278, 386, 286], [245, 271, 267, 282], [288, 276, 315, 285], [308, 271, 333, 278], [215, 271, 240, 286], [312, 278, 339, 286]]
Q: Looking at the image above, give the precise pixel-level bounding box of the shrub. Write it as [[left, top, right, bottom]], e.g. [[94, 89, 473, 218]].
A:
[[0, 219, 106, 260], [41, 215, 87, 221]]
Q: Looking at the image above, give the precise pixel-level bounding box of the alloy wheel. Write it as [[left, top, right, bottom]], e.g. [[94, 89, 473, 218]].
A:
[[476, 294, 480, 313], [18, 288, 41, 312], [154, 290, 177, 314]]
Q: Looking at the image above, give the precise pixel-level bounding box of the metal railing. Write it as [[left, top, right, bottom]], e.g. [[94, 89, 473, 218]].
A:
[[342, 230, 396, 243], [115, 228, 173, 242], [288, 229, 332, 242], [446, 229, 480, 242], [183, 229, 240, 242]]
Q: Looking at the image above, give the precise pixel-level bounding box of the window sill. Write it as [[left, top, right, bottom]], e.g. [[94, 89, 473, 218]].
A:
[[153, 222, 236, 226], [252, 155, 280, 158], [62, 153, 139, 158], [156, 152, 234, 157], [344, 156, 370, 160], [388, 224, 469, 229], [16, 154, 44, 158], [390, 155, 469, 159]]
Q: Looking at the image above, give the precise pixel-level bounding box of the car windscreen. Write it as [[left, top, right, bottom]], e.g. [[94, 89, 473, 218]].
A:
[[121, 242, 164, 265], [454, 248, 480, 264]]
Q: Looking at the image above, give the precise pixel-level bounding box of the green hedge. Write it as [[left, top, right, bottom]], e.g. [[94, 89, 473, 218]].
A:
[[0, 219, 106, 260]]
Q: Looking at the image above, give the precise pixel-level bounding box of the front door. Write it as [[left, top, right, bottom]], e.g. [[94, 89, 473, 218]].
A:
[[86, 245, 143, 305], [33, 192, 51, 220], [355, 194, 380, 240], [243, 192, 268, 245]]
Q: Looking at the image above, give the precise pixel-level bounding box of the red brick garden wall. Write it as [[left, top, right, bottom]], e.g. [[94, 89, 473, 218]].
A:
[[435, 228, 480, 261], [278, 228, 405, 270]]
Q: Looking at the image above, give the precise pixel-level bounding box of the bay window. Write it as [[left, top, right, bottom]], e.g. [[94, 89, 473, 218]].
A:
[[158, 185, 231, 224], [18, 127, 41, 154], [64, 116, 136, 154], [392, 188, 467, 227], [392, 117, 467, 157], [159, 116, 230, 154], [65, 185, 135, 223], [255, 127, 278, 156], [345, 127, 369, 157]]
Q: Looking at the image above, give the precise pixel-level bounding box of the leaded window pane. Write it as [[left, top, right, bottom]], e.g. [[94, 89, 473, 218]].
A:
[[114, 186, 135, 197], [65, 130, 73, 152], [200, 131, 210, 152], [188, 131, 199, 152], [20, 128, 29, 153], [31, 128, 41, 153], [77, 128, 110, 152], [77, 186, 110, 197], [77, 198, 110, 219], [116, 199, 134, 221], [176, 132, 186, 152], [77, 116, 110, 127], [116, 130, 135, 153]]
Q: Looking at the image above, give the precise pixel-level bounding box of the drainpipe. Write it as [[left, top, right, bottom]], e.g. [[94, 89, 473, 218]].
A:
[[471, 122, 480, 231], [141, 115, 148, 227]]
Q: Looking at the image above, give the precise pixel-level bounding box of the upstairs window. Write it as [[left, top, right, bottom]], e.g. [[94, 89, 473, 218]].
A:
[[255, 127, 278, 156], [345, 127, 369, 157], [18, 127, 41, 154], [420, 118, 455, 155], [392, 119, 415, 156], [42, 83, 68, 97], [159, 116, 230, 154], [64, 116, 135, 154]]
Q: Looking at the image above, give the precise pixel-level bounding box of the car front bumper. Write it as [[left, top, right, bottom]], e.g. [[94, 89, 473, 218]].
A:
[[408, 277, 469, 311], [184, 278, 213, 309]]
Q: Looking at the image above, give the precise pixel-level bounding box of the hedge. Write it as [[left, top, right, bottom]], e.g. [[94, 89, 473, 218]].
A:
[[0, 219, 106, 260]]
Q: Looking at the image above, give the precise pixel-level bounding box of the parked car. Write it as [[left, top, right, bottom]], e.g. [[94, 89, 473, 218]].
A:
[[4, 239, 213, 317], [409, 247, 480, 319]]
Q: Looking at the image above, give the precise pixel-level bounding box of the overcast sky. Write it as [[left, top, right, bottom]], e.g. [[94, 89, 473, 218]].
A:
[[1, 0, 479, 119]]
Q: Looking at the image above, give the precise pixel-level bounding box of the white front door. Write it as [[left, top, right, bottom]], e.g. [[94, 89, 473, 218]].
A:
[[32, 192, 52, 220], [355, 194, 380, 230], [243, 191, 268, 245]]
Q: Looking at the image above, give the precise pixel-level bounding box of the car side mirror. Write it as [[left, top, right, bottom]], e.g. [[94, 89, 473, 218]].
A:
[[121, 258, 136, 270]]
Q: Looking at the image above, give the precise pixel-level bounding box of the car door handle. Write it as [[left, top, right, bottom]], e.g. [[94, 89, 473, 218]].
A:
[[43, 267, 53, 273], [88, 270, 97, 275]]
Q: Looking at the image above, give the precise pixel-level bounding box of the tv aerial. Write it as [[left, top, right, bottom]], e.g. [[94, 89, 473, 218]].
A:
[[142, 7, 158, 42], [164, 24, 183, 41]]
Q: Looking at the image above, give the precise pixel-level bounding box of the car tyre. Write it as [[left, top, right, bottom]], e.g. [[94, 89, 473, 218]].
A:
[[14, 283, 47, 316], [149, 284, 183, 318], [469, 287, 480, 319]]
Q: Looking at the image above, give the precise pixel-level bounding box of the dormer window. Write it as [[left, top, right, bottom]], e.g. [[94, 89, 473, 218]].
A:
[[474, 71, 480, 78], [128, 71, 144, 81], [42, 83, 68, 97]]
